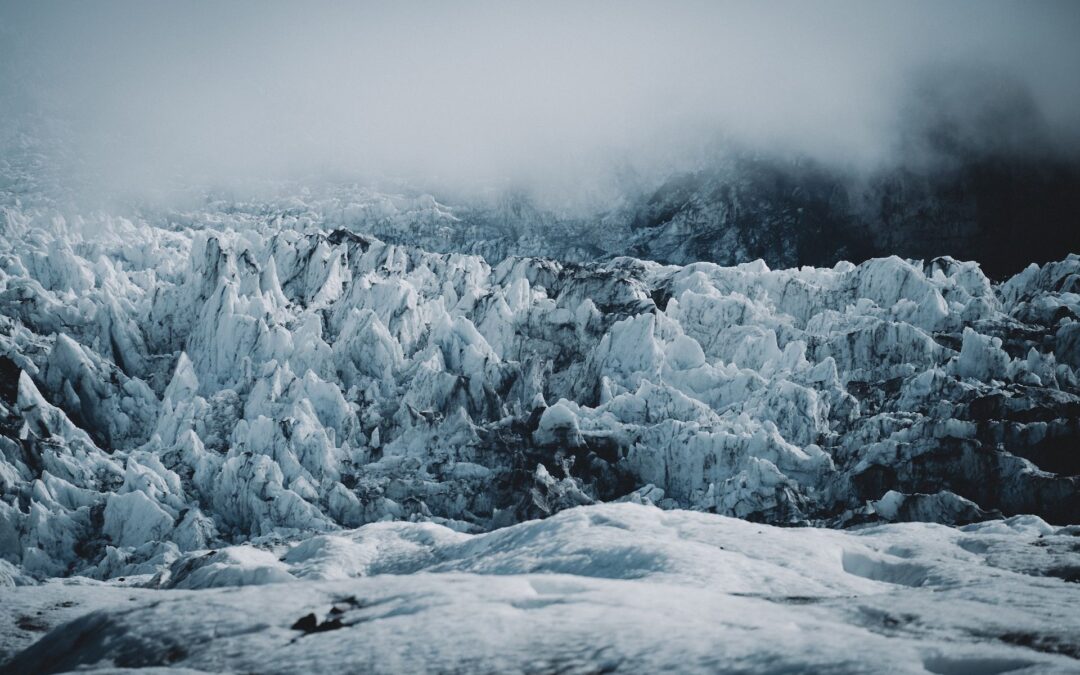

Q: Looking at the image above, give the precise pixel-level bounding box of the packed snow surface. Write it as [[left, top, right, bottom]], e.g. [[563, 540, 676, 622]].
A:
[[0, 195, 1078, 670], [3, 504, 1080, 673]]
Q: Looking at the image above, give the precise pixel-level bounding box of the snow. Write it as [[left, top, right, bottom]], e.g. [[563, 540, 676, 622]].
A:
[[160, 545, 295, 590], [2, 504, 1079, 673], [534, 401, 582, 446]]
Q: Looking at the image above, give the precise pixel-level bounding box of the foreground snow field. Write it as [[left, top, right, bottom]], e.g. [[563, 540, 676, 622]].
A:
[[0, 193, 1078, 671], [2, 503, 1079, 673]]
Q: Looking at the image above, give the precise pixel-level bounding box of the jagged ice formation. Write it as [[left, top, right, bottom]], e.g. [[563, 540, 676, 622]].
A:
[[0, 201, 1078, 585]]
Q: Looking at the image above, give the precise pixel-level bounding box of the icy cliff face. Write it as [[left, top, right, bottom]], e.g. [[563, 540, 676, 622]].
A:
[[0, 200, 1078, 580]]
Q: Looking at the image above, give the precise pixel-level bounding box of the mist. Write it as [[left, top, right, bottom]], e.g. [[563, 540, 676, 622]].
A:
[[3, 0, 1080, 204]]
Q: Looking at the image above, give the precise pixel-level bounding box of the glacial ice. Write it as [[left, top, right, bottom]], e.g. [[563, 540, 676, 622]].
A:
[[1, 202, 1079, 580], [0, 195, 1078, 670]]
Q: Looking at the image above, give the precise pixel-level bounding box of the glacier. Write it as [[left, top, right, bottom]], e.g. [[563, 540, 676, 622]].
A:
[[3, 504, 1080, 673], [0, 193, 1078, 672]]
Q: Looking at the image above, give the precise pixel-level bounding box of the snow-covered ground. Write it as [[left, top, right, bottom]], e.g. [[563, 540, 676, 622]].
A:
[[3, 504, 1079, 673], [0, 187, 1078, 671]]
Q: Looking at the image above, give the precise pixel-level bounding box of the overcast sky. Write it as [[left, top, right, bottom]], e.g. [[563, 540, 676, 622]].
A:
[[3, 0, 1079, 199]]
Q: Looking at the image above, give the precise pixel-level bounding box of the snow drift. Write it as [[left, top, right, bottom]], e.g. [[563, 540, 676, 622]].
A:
[[3, 504, 1079, 673]]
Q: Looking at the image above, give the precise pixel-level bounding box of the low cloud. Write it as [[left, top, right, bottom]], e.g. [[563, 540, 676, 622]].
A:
[[3, 0, 1079, 202]]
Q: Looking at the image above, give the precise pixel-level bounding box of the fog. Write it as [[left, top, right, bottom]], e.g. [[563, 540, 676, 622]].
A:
[[3, 0, 1080, 202]]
